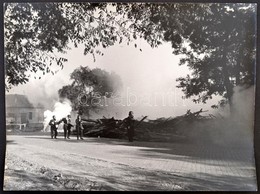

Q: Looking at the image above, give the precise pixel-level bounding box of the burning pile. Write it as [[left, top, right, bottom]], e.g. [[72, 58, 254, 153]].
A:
[[78, 109, 219, 142], [77, 116, 148, 140]]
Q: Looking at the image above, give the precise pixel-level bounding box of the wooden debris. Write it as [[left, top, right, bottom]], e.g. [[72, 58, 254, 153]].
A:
[[75, 109, 217, 142]]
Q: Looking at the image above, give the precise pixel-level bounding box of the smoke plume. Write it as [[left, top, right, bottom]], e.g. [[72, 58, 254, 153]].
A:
[[186, 85, 255, 148], [43, 99, 72, 132]]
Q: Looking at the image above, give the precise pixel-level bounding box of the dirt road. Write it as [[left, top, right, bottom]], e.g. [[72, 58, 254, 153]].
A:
[[3, 134, 257, 191]]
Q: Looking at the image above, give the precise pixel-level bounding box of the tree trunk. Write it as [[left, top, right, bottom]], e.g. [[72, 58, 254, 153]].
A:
[[235, 46, 244, 86], [222, 55, 235, 116], [227, 92, 235, 116], [224, 76, 235, 115]]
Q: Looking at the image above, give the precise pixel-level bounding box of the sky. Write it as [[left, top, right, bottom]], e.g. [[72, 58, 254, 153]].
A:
[[7, 39, 221, 119]]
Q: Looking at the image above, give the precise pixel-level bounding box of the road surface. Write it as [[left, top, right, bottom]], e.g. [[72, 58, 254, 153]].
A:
[[3, 134, 258, 191]]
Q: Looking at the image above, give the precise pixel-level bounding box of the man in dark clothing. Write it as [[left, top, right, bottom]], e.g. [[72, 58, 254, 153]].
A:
[[75, 114, 84, 140], [124, 111, 135, 142], [61, 115, 73, 139], [49, 115, 59, 139], [67, 115, 73, 139]]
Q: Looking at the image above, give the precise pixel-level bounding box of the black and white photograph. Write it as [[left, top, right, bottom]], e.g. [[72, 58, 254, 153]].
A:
[[3, 2, 258, 191]]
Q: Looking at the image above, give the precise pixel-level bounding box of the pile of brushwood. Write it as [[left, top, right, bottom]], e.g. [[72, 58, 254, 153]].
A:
[[78, 109, 222, 142]]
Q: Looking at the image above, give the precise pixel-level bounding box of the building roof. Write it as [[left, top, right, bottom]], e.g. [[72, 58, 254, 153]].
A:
[[6, 94, 34, 108]]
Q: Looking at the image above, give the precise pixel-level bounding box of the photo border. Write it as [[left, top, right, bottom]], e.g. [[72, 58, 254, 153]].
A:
[[0, 0, 259, 193]]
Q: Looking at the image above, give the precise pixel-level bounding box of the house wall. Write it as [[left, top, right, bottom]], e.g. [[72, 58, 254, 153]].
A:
[[6, 107, 44, 124]]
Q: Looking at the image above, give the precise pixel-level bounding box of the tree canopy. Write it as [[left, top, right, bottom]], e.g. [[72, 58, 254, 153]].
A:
[[4, 3, 256, 112], [120, 3, 256, 110], [58, 66, 122, 117], [4, 2, 130, 89]]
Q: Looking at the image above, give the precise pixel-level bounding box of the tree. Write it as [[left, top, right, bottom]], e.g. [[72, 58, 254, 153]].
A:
[[121, 3, 256, 113], [4, 2, 130, 90], [5, 2, 256, 114], [58, 66, 122, 118], [175, 4, 256, 113]]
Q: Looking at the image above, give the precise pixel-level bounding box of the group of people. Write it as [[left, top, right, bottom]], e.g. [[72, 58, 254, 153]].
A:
[[48, 111, 135, 142], [48, 114, 84, 140]]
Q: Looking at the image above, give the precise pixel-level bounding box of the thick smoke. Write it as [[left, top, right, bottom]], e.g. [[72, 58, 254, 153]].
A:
[[7, 69, 69, 110], [186, 86, 255, 148], [6, 41, 222, 120], [43, 99, 72, 132]]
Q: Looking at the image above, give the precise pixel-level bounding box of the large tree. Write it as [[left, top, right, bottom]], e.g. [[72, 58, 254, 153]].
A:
[[121, 3, 256, 112], [58, 66, 122, 118], [173, 4, 256, 113], [5, 3, 256, 113], [4, 2, 130, 90]]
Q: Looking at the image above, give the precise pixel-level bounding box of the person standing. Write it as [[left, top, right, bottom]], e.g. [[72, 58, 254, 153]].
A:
[[75, 114, 84, 140], [49, 115, 59, 139], [124, 111, 135, 142], [61, 116, 68, 139], [61, 115, 73, 139], [67, 115, 73, 139]]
